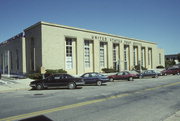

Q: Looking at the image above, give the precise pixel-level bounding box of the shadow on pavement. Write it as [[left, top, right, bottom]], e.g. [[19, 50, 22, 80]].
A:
[[28, 86, 83, 91], [82, 84, 107, 86], [19, 115, 53, 121]]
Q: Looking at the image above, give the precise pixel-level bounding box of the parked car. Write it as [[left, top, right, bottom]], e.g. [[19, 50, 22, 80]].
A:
[[154, 69, 163, 76], [128, 71, 140, 78], [81, 72, 110, 86], [29, 73, 85, 90], [108, 71, 137, 81], [161, 68, 180, 75], [138, 70, 159, 78]]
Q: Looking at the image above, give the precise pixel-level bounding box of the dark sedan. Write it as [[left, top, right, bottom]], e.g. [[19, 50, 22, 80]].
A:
[[29, 73, 85, 90], [139, 70, 159, 78], [108, 71, 137, 81], [81, 72, 110, 86]]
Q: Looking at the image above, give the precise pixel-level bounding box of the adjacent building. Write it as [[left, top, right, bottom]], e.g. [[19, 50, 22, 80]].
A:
[[165, 54, 180, 64], [0, 21, 165, 75]]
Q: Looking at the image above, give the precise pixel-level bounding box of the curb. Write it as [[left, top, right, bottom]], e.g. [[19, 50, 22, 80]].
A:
[[0, 87, 31, 93]]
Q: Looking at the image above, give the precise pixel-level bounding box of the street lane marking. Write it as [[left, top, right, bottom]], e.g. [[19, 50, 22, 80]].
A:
[[0, 81, 180, 121]]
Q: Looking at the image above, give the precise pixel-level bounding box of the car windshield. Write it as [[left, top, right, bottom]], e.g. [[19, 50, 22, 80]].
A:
[[97, 74, 105, 77], [64, 74, 73, 78], [45, 75, 54, 80], [81, 74, 90, 77], [117, 72, 123, 75]]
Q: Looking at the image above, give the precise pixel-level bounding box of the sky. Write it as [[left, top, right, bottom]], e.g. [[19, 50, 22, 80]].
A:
[[0, 0, 179, 54]]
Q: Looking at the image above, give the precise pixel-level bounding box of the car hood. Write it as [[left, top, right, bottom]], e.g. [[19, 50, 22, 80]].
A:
[[30, 79, 43, 84]]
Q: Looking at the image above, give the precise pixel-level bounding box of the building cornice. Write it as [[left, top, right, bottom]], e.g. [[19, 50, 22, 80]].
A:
[[24, 21, 156, 45]]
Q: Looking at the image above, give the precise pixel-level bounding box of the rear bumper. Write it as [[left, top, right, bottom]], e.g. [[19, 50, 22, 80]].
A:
[[75, 81, 85, 86], [29, 84, 36, 87], [102, 79, 110, 83]]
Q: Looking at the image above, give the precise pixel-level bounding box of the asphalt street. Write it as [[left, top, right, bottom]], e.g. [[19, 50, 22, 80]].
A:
[[0, 75, 180, 121]]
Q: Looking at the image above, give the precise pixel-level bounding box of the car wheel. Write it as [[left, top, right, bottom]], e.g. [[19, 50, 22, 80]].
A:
[[96, 81, 102, 86], [155, 75, 158, 78], [128, 77, 133, 81], [68, 82, 76, 89], [177, 72, 180, 75], [36, 84, 44, 90], [31, 87, 36, 90], [110, 78, 114, 82], [164, 73, 167, 76], [139, 76, 142, 79]]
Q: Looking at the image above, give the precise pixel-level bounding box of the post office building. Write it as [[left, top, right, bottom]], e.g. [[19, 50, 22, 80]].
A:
[[0, 21, 165, 75]]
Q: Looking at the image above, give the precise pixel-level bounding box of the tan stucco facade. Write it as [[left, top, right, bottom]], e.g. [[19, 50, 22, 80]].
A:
[[0, 21, 165, 75], [0, 33, 26, 74]]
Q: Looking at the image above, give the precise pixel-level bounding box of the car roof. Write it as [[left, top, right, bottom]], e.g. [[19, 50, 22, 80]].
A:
[[118, 71, 129, 73], [83, 72, 99, 74], [50, 73, 70, 76]]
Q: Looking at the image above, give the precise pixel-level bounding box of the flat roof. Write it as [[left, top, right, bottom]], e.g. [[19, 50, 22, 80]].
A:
[[25, 21, 156, 45]]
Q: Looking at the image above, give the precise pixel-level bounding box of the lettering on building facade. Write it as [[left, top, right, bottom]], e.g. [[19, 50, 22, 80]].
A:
[[124, 41, 131, 45], [110, 38, 122, 43], [91, 35, 107, 42], [133, 42, 142, 46], [91, 35, 123, 43]]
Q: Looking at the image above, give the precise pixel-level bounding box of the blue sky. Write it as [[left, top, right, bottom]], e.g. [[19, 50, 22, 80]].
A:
[[0, 0, 179, 54]]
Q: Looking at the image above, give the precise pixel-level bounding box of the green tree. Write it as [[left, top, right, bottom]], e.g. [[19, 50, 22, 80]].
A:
[[102, 68, 117, 73], [132, 64, 147, 71], [165, 60, 175, 68], [177, 53, 180, 62], [156, 65, 164, 69]]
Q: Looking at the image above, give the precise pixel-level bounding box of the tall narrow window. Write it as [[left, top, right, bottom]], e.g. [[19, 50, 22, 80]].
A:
[[16, 49, 19, 70], [66, 38, 73, 69], [113, 44, 120, 70], [141, 48, 144, 67], [84, 40, 90, 68], [0, 54, 2, 70], [124, 45, 128, 70], [10, 51, 13, 70], [31, 38, 35, 71], [159, 53, 161, 65], [100, 42, 105, 67], [113, 44, 116, 69], [148, 50, 150, 65], [148, 49, 151, 66], [133, 47, 136, 66]]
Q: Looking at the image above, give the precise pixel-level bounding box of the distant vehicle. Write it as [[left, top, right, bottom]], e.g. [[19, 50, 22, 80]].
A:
[[161, 68, 180, 75], [81, 72, 110, 86], [29, 73, 85, 90], [108, 71, 137, 81], [138, 70, 159, 78]]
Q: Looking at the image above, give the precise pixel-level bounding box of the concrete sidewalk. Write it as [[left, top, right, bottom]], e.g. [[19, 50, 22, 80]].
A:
[[0, 78, 33, 93]]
